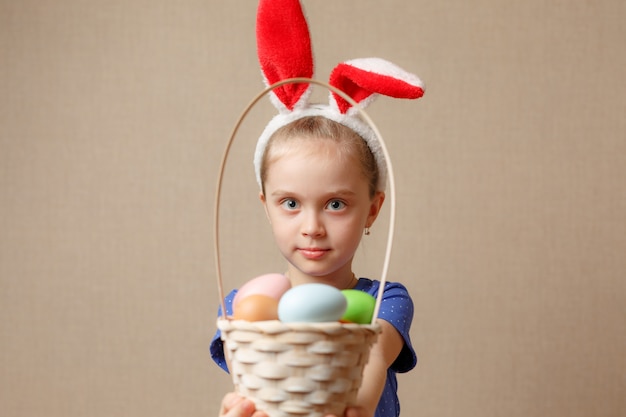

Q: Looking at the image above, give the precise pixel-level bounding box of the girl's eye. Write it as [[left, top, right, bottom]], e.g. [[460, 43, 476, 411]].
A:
[[327, 200, 346, 211], [281, 199, 299, 210]]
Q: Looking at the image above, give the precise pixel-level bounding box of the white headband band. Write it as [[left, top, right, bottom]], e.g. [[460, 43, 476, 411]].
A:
[[254, 103, 387, 191]]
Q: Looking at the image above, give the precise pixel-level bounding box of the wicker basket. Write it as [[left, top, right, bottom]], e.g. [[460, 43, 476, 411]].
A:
[[215, 79, 397, 417], [217, 320, 379, 417]]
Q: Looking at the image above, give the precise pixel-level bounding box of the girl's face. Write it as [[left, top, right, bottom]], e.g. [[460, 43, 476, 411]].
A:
[[260, 138, 384, 289]]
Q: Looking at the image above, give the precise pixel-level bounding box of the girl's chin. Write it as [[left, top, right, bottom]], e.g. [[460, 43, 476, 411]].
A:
[[288, 267, 344, 284]]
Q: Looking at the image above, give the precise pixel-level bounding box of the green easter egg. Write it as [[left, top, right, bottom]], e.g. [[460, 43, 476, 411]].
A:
[[341, 289, 376, 324]]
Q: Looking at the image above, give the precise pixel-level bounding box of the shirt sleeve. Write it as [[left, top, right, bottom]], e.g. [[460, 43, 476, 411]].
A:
[[209, 289, 237, 373], [373, 281, 417, 373]]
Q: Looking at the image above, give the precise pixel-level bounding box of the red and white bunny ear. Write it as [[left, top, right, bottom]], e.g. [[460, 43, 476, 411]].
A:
[[329, 58, 425, 114], [256, 0, 313, 112]]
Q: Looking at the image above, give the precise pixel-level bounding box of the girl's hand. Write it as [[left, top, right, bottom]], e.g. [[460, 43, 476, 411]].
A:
[[219, 393, 267, 417], [219, 393, 365, 417], [341, 405, 368, 417], [219, 392, 367, 417]]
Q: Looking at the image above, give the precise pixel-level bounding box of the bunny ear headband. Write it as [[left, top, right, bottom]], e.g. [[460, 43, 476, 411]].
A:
[[253, 0, 425, 191]]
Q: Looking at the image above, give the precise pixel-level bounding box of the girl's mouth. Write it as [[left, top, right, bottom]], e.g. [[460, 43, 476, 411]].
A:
[[298, 248, 329, 260]]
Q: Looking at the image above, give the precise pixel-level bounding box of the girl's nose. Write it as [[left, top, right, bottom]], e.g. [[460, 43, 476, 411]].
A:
[[301, 211, 325, 238]]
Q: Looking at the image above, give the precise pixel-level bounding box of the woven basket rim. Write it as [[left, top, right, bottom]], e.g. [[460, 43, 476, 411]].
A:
[[217, 318, 382, 334]]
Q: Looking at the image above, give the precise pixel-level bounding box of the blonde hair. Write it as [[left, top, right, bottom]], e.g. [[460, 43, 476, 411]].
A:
[[259, 116, 379, 197]]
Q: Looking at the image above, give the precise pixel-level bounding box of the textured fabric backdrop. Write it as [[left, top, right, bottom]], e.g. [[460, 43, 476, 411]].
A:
[[1, 1, 624, 416]]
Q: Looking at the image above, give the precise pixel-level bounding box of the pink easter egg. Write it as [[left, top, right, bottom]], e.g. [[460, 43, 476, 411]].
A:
[[233, 273, 291, 308]]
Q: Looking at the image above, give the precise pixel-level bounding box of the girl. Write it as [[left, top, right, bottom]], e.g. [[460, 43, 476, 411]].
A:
[[213, 2, 424, 416], [211, 116, 417, 417]]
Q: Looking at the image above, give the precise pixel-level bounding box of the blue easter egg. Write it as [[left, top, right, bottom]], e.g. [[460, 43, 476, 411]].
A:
[[278, 283, 347, 323]]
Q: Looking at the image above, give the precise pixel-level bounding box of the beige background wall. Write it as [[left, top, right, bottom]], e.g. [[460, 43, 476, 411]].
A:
[[1, 1, 624, 416]]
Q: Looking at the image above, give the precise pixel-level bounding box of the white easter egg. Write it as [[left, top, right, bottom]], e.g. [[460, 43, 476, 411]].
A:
[[278, 283, 347, 323]]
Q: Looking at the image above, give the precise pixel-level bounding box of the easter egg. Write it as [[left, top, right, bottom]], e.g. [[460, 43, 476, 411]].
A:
[[233, 273, 291, 309], [340, 290, 376, 324], [233, 294, 279, 321], [278, 283, 347, 323]]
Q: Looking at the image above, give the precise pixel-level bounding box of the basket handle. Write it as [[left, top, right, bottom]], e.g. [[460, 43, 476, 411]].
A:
[[215, 78, 396, 326]]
